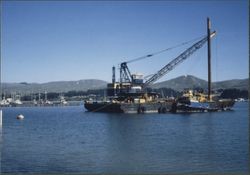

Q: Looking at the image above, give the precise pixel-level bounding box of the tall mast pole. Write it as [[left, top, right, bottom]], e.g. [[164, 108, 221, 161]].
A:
[[207, 17, 211, 101]]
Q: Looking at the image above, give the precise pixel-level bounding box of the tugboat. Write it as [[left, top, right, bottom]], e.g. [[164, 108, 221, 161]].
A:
[[84, 18, 234, 113], [171, 18, 235, 113], [174, 90, 235, 113]]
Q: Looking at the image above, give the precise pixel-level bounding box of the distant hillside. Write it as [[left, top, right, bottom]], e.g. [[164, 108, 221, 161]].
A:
[[213, 79, 249, 90], [151, 75, 248, 91], [2, 79, 107, 94], [2, 75, 248, 94]]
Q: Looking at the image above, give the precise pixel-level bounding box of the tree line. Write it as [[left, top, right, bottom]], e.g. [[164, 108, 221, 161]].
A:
[[2, 88, 248, 101]]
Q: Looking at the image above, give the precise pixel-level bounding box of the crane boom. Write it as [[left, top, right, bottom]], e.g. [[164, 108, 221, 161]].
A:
[[143, 31, 216, 88]]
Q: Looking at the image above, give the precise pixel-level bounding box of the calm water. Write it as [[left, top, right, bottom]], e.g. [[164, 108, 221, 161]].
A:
[[0, 102, 249, 174]]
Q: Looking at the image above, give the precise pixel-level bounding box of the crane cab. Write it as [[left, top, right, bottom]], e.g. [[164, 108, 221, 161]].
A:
[[131, 73, 143, 85]]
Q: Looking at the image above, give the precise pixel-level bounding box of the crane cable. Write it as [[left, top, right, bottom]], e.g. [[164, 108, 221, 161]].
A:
[[125, 34, 206, 64]]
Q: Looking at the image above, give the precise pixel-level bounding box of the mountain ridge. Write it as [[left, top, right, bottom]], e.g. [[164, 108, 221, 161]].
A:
[[152, 75, 248, 91], [2, 79, 108, 94], [2, 75, 248, 94]]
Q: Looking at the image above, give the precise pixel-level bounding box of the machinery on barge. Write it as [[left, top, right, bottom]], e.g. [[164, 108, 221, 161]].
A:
[[84, 18, 235, 113]]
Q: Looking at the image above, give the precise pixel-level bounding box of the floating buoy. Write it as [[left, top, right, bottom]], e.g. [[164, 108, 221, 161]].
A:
[[17, 114, 24, 120]]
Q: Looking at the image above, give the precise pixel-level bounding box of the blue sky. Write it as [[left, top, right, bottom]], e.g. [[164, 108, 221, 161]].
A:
[[2, 1, 248, 83]]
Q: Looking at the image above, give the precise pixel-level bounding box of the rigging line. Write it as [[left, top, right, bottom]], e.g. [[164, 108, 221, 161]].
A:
[[126, 34, 206, 64], [143, 74, 154, 80]]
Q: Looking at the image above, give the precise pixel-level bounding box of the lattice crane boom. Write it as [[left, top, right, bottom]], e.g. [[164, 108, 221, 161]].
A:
[[143, 31, 216, 88]]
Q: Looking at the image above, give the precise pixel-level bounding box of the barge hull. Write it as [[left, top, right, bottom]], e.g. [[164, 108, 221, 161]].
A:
[[84, 101, 173, 114], [84, 99, 235, 114]]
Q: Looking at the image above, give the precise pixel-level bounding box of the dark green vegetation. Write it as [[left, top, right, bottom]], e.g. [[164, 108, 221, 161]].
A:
[[220, 89, 249, 99]]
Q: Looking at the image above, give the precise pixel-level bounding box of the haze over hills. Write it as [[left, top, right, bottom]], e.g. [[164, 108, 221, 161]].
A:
[[2, 79, 107, 94], [2, 75, 248, 94]]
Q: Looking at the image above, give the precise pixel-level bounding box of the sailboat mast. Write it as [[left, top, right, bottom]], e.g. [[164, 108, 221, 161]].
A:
[[207, 17, 211, 101]]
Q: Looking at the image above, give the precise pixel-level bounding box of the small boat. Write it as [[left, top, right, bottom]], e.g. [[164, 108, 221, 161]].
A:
[[173, 90, 235, 113], [60, 96, 68, 105], [0, 97, 10, 107], [235, 98, 247, 102]]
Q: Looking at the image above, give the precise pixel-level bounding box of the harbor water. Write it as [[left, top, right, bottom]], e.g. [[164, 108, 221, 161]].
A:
[[0, 102, 249, 174]]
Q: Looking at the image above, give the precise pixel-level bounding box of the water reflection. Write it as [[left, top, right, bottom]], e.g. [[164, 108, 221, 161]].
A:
[[101, 113, 146, 172], [101, 113, 219, 173]]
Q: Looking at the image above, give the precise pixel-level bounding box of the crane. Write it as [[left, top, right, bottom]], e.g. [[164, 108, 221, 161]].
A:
[[116, 30, 216, 95], [143, 31, 216, 88], [118, 35, 205, 84]]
